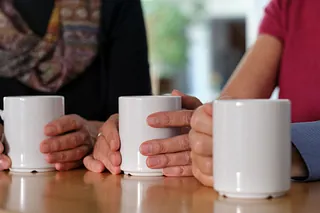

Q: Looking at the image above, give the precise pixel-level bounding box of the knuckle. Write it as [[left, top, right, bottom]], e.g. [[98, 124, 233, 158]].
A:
[[182, 112, 192, 126], [161, 112, 172, 125], [60, 152, 67, 161], [188, 130, 197, 147], [163, 154, 171, 166], [53, 139, 61, 151], [184, 152, 192, 164], [70, 119, 78, 129], [193, 139, 203, 154], [178, 135, 190, 151], [176, 166, 184, 175], [70, 135, 79, 147], [204, 160, 213, 174], [157, 142, 167, 154], [190, 113, 197, 129], [76, 147, 87, 159]]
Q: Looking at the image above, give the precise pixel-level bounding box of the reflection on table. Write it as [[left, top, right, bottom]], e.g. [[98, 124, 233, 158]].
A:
[[0, 169, 317, 213]]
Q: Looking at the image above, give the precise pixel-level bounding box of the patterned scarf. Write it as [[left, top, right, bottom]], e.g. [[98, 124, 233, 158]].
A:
[[0, 0, 101, 92]]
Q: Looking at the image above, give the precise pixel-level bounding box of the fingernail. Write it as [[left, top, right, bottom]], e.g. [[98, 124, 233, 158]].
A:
[[147, 117, 159, 126], [147, 157, 160, 167], [45, 126, 56, 135], [140, 144, 152, 155], [172, 89, 185, 96]]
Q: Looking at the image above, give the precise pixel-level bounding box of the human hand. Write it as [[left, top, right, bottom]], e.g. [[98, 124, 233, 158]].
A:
[[189, 103, 213, 187], [0, 124, 11, 170], [83, 114, 121, 174], [139, 90, 202, 177], [40, 114, 99, 171]]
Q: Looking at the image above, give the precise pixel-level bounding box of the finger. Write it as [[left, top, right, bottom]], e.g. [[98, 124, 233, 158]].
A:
[[99, 114, 120, 151], [190, 104, 213, 135], [163, 165, 193, 177], [93, 136, 121, 174], [0, 154, 11, 170], [55, 160, 83, 171], [83, 155, 105, 173], [45, 114, 82, 136], [171, 90, 202, 110], [41, 130, 88, 153], [147, 110, 193, 128], [0, 143, 3, 154], [192, 163, 213, 187], [189, 129, 213, 156], [45, 145, 90, 163], [191, 152, 213, 176], [93, 136, 121, 167], [146, 151, 191, 169], [203, 102, 213, 116], [140, 134, 190, 156], [101, 157, 121, 175]]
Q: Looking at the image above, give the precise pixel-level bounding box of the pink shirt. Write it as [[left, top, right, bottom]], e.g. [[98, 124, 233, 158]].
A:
[[259, 0, 320, 122]]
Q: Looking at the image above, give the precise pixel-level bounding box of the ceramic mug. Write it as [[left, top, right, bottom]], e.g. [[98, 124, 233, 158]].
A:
[[0, 96, 65, 172], [213, 99, 291, 199], [119, 96, 181, 176]]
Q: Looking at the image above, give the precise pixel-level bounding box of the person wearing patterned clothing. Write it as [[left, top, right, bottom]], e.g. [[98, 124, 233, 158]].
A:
[[0, 0, 151, 171]]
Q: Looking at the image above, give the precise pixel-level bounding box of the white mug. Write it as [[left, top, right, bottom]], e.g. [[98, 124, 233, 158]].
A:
[[0, 96, 65, 172], [213, 99, 291, 199], [119, 96, 181, 176]]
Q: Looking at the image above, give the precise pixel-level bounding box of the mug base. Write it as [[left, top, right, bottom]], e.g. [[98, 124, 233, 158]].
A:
[[9, 167, 55, 173], [218, 191, 287, 199], [123, 171, 163, 177]]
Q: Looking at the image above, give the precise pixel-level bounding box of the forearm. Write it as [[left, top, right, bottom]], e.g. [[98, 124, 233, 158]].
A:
[[291, 121, 320, 181], [87, 121, 104, 142], [219, 35, 282, 99]]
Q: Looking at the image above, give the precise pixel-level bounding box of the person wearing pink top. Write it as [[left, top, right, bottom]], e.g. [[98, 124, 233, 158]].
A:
[[189, 0, 320, 186], [85, 0, 320, 182]]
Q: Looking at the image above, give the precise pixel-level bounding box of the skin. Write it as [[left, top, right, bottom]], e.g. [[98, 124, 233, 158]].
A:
[[0, 115, 103, 171], [189, 34, 308, 187], [84, 90, 203, 176]]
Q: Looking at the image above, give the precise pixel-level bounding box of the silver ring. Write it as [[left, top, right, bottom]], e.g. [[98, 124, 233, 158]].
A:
[[97, 132, 103, 138]]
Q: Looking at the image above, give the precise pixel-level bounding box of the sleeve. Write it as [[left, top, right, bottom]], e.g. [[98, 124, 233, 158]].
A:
[[258, 0, 288, 42], [102, 0, 152, 116], [291, 121, 320, 181]]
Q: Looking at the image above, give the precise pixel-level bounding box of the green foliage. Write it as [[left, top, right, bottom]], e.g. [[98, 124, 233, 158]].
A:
[[143, 1, 189, 77]]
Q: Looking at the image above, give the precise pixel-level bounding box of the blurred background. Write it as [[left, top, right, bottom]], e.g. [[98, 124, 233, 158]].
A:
[[141, 0, 278, 103]]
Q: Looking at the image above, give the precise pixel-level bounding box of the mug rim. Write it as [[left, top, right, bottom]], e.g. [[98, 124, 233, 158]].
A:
[[4, 95, 64, 100], [119, 95, 181, 99], [214, 99, 290, 103]]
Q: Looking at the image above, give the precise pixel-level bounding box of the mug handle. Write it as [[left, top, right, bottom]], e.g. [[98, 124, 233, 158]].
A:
[[0, 109, 3, 144], [0, 109, 3, 120]]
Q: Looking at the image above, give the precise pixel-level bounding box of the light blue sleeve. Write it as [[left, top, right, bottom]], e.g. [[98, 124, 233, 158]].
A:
[[291, 121, 320, 181]]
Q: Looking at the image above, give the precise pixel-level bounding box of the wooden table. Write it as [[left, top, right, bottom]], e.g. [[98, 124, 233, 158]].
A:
[[0, 169, 317, 213]]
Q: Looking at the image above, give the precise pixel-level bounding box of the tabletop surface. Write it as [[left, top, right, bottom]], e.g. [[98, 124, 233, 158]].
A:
[[0, 169, 317, 213]]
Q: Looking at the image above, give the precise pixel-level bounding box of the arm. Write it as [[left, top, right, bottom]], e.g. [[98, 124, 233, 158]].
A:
[[217, 0, 312, 180], [102, 0, 152, 116], [219, 34, 282, 99], [220, 0, 287, 99], [291, 122, 320, 181]]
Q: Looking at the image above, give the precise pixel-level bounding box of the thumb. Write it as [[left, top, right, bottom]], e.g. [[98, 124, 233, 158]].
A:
[[172, 90, 202, 110]]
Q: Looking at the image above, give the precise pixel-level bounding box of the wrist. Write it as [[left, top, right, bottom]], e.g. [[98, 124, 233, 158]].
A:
[[291, 145, 308, 178], [86, 121, 104, 146]]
